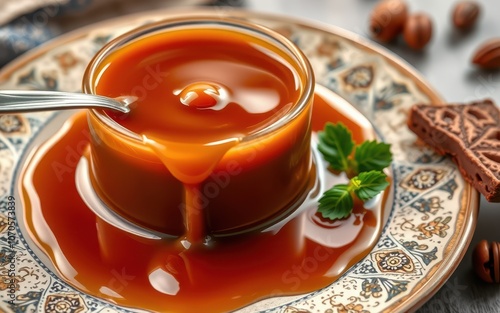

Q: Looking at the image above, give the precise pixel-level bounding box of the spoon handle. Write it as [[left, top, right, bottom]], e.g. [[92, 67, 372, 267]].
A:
[[0, 90, 131, 113]]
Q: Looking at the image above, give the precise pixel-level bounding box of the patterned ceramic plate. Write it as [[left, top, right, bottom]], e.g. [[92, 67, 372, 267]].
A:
[[0, 8, 478, 313]]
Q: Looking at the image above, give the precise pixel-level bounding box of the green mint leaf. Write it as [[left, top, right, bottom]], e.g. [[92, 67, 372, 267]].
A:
[[354, 140, 393, 173], [318, 122, 355, 171], [351, 170, 389, 201], [318, 184, 353, 220]]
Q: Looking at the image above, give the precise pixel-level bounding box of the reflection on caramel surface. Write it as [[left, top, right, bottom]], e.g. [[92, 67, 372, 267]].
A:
[[20, 92, 388, 313]]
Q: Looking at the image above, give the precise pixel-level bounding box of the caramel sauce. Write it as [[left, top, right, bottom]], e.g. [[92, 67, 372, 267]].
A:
[[86, 28, 312, 239], [20, 91, 388, 313]]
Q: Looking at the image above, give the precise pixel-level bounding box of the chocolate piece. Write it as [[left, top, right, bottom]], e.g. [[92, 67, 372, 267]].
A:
[[408, 99, 500, 202]]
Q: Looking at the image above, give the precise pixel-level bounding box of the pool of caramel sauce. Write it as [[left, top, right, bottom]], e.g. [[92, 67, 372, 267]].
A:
[[20, 92, 389, 313]]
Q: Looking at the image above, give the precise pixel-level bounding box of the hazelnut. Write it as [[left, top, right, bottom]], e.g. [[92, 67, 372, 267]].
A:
[[369, 0, 409, 42], [471, 38, 500, 69], [403, 13, 433, 50], [452, 1, 481, 30], [473, 240, 500, 283]]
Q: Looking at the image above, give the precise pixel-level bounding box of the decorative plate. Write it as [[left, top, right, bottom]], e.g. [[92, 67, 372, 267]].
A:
[[0, 8, 478, 313]]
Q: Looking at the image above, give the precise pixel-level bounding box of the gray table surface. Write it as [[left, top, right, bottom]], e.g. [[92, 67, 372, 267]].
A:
[[244, 1, 500, 312], [12, 0, 500, 312]]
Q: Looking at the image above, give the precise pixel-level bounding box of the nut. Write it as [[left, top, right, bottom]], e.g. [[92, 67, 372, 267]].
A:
[[403, 13, 433, 50], [472, 38, 500, 69], [473, 240, 500, 283], [452, 1, 480, 30], [369, 0, 408, 42]]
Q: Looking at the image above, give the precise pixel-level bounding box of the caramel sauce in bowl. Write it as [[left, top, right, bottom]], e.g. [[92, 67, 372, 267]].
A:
[[83, 17, 315, 241], [19, 16, 390, 313]]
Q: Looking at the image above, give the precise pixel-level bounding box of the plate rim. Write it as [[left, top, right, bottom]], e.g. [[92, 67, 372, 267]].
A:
[[0, 6, 479, 313]]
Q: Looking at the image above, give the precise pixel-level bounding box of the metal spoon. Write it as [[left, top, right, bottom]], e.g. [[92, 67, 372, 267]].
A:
[[0, 90, 134, 114]]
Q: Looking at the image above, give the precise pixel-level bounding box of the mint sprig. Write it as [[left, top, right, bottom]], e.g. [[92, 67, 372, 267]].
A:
[[317, 123, 355, 172], [317, 122, 392, 220], [354, 140, 392, 173], [318, 184, 352, 220], [318, 171, 388, 220], [352, 170, 390, 201]]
